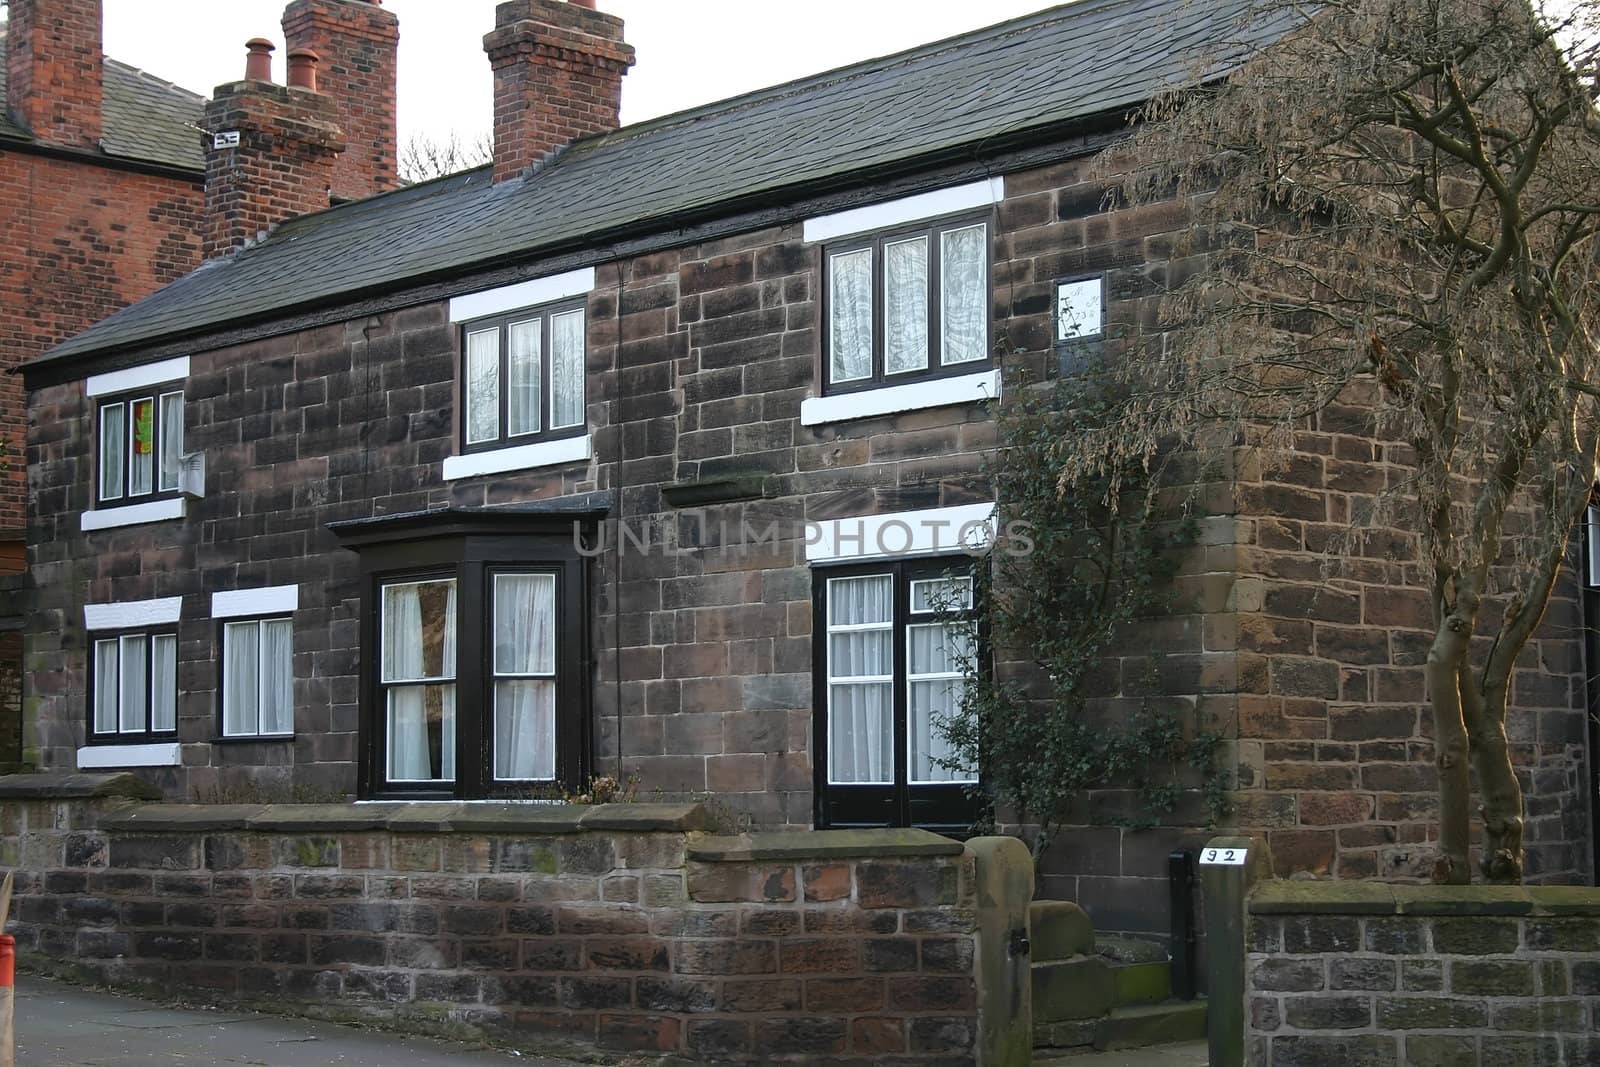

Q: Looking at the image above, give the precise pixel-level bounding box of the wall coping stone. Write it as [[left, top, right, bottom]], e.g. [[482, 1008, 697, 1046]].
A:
[[1250, 880, 1600, 916], [689, 827, 964, 861], [0, 773, 161, 800], [91, 800, 706, 835]]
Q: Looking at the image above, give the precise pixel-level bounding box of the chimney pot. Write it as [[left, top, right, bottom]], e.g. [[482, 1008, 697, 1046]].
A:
[[286, 48, 320, 91], [245, 38, 277, 83]]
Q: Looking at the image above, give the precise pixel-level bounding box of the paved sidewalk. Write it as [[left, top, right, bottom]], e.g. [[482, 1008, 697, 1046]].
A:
[[15, 977, 582, 1066]]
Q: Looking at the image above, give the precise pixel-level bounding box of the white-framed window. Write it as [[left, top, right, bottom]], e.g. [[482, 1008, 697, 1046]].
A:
[[222, 619, 295, 738], [381, 577, 459, 785], [491, 572, 558, 782]]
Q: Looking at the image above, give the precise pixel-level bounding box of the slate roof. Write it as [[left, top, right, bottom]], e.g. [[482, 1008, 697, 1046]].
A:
[[32, 0, 1293, 369], [0, 27, 206, 171]]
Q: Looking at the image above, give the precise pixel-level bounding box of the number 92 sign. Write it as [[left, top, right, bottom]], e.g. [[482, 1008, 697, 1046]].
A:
[[1200, 847, 1248, 866]]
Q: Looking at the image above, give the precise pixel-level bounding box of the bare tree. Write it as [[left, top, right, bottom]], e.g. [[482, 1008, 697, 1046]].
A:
[[398, 130, 494, 183], [1067, 0, 1600, 883]]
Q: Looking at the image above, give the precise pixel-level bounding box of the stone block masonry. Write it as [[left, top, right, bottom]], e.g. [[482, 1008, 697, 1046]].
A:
[[0, 776, 982, 1063], [1246, 880, 1600, 1065]]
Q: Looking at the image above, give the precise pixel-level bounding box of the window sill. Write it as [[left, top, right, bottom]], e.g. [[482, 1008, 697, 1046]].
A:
[[81, 498, 185, 532], [800, 370, 999, 427], [442, 434, 593, 481], [214, 734, 295, 744], [77, 742, 182, 769]]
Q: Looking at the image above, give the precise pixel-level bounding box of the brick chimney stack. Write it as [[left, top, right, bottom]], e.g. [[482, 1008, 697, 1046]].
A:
[[203, 40, 346, 259], [483, 0, 635, 184], [5, 0, 104, 149], [281, 0, 400, 200]]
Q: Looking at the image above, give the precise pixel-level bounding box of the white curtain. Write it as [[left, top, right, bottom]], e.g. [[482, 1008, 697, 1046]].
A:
[[100, 403, 125, 500], [159, 392, 183, 492], [119, 634, 147, 733], [151, 634, 177, 732], [129, 398, 154, 496], [908, 622, 976, 783], [911, 576, 973, 613], [384, 580, 456, 782], [885, 236, 929, 374], [493, 574, 556, 780], [508, 319, 542, 436], [827, 575, 893, 784], [261, 620, 294, 734], [224, 622, 257, 735], [465, 328, 500, 444], [94, 640, 119, 733], [551, 310, 585, 430], [941, 224, 987, 365], [830, 249, 873, 383]]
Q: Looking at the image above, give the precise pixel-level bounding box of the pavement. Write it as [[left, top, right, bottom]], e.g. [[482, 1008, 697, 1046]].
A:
[[14, 974, 1212, 1066], [15, 977, 581, 1066], [1042, 1042, 1209, 1065]]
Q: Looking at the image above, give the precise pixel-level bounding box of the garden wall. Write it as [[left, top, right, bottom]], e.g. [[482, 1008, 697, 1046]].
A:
[[1247, 880, 1600, 1065], [0, 774, 984, 1063]]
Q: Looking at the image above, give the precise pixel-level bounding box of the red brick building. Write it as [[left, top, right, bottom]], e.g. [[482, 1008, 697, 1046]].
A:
[[16, 0, 1600, 952], [0, 0, 398, 767]]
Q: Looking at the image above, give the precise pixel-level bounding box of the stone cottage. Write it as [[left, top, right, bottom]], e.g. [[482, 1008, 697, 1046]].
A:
[[18, 0, 1598, 950]]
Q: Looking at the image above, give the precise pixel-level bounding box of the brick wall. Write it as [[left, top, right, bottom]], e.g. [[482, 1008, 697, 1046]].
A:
[[1247, 880, 1600, 1065], [2, 784, 980, 1063], [0, 149, 203, 538]]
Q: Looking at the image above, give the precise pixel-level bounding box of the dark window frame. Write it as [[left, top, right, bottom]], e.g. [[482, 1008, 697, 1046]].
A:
[[353, 532, 590, 801], [93, 383, 185, 508], [86, 625, 181, 743], [1053, 271, 1108, 377], [458, 298, 588, 455], [811, 556, 987, 833], [820, 211, 995, 396], [215, 614, 297, 742]]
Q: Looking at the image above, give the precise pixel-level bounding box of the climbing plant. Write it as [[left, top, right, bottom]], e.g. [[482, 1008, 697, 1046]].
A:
[[934, 363, 1225, 860]]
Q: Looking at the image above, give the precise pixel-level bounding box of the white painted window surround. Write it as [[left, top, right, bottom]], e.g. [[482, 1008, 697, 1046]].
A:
[[442, 433, 593, 482], [213, 585, 299, 619], [85, 356, 191, 398], [80, 498, 185, 532], [802, 178, 1006, 244], [84, 597, 183, 631], [448, 267, 596, 324], [807, 502, 998, 565], [800, 369, 999, 427], [77, 743, 182, 769]]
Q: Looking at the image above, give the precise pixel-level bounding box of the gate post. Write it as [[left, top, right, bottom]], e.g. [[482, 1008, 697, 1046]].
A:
[[1200, 834, 1272, 1067], [967, 836, 1033, 1066]]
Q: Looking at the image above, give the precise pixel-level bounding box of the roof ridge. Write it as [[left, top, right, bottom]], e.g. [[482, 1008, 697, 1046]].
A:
[[102, 56, 207, 103], [576, 0, 1125, 149]]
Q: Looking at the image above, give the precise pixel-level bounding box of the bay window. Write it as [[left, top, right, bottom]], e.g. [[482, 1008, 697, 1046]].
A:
[[332, 507, 594, 799], [814, 560, 981, 832]]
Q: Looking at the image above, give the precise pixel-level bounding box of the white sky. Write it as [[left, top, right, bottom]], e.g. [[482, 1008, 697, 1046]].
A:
[[3, 1, 1071, 147]]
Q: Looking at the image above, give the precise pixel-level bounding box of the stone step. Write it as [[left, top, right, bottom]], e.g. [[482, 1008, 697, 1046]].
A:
[[1094, 999, 1208, 1052], [1035, 999, 1207, 1053], [1029, 899, 1096, 962], [1032, 955, 1115, 1024], [1112, 959, 1172, 1007]]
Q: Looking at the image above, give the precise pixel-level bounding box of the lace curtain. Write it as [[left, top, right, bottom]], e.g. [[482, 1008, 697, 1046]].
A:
[[508, 319, 542, 436], [827, 574, 893, 784], [551, 310, 585, 430], [885, 236, 929, 374], [941, 224, 987, 365], [830, 249, 873, 383], [101, 403, 125, 499], [384, 580, 457, 782], [464, 328, 500, 445], [493, 574, 557, 780]]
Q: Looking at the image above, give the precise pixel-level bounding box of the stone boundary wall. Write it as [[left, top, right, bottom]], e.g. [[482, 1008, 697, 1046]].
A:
[[0, 775, 982, 1063], [1247, 881, 1600, 1065]]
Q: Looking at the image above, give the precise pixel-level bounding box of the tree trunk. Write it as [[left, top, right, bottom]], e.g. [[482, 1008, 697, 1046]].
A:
[[1425, 617, 1474, 884], [1465, 676, 1525, 883]]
